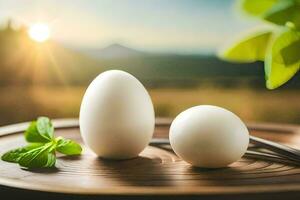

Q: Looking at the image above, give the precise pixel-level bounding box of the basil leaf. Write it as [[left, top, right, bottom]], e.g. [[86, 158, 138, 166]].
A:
[[2, 116, 82, 169], [219, 30, 273, 62], [45, 153, 56, 168], [37, 117, 54, 139], [263, 1, 300, 27], [25, 121, 51, 143], [18, 143, 56, 168], [25, 117, 54, 143], [265, 29, 300, 89], [240, 0, 278, 16], [1, 143, 43, 163], [56, 138, 82, 155]]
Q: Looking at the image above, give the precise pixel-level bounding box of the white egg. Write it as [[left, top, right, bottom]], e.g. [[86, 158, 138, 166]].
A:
[[79, 70, 155, 159], [169, 105, 249, 168]]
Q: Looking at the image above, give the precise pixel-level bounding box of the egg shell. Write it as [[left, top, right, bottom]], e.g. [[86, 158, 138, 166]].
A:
[[169, 105, 249, 168], [80, 70, 155, 159]]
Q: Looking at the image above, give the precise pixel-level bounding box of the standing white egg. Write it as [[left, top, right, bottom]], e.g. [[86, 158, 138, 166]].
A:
[[169, 105, 249, 168], [80, 70, 155, 159]]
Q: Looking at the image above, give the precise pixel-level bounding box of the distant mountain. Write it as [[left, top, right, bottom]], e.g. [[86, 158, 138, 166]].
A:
[[83, 43, 146, 59], [73, 43, 300, 89]]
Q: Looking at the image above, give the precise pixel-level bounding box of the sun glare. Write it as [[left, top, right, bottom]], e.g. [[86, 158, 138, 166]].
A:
[[28, 23, 50, 42]]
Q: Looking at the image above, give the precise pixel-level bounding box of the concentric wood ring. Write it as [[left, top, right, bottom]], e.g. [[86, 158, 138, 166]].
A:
[[0, 118, 299, 198]]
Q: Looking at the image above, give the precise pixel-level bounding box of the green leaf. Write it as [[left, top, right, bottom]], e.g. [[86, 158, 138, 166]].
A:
[[1, 143, 43, 163], [263, 1, 300, 27], [25, 122, 50, 143], [45, 153, 56, 168], [265, 29, 300, 89], [37, 117, 54, 139], [240, 0, 278, 16], [56, 137, 82, 155], [219, 30, 273, 63], [280, 39, 300, 65], [2, 117, 82, 169], [25, 118, 54, 143], [18, 143, 56, 168]]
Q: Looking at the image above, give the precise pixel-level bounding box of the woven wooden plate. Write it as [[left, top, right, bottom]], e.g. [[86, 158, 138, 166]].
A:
[[0, 118, 300, 198]]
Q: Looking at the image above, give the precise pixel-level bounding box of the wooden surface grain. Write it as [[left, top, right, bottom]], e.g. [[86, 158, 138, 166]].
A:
[[0, 118, 299, 199]]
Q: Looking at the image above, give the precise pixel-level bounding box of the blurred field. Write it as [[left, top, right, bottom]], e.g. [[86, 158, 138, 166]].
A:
[[0, 86, 299, 125]]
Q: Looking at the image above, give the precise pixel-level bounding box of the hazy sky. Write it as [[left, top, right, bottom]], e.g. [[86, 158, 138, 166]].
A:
[[0, 0, 259, 53]]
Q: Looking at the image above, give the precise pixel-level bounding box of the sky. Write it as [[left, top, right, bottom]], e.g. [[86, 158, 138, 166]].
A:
[[0, 0, 259, 53]]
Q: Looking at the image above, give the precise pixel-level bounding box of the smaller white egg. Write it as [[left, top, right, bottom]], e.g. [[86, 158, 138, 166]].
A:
[[169, 105, 249, 168]]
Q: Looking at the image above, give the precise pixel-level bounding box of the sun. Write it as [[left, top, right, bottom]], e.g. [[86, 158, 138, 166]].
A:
[[28, 23, 50, 42]]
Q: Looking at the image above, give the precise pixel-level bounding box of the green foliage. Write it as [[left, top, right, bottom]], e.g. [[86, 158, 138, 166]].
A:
[[220, 0, 300, 89], [263, 1, 300, 27], [280, 39, 300, 65], [56, 137, 82, 155], [265, 29, 300, 89], [36, 117, 54, 139], [220, 30, 272, 62], [25, 117, 54, 143], [1, 117, 82, 168], [240, 0, 278, 16], [18, 143, 56, 168], [1, 143, 44, 163]]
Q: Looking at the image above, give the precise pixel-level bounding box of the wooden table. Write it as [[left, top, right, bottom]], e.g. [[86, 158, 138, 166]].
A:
[[0, 118, 299, 199]]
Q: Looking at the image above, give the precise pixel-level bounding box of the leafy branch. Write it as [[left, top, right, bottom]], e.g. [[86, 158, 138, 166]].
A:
[[1, 117, 82, 168], [219, 0, 300, 89]]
